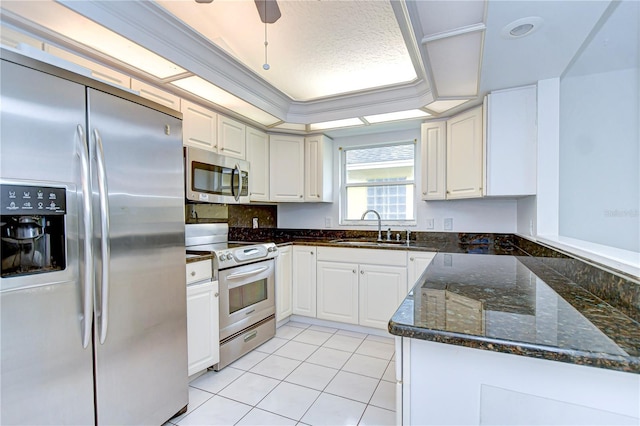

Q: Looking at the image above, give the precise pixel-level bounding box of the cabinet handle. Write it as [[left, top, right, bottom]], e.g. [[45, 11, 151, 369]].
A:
[[310, 251, 314, 255], [352, 269, 356, 274], [410, 257, 414, 261], [214, 292, 219, 297], [190, 271, 196, 276], [360, 270, 364, 274], [422, 191, 426, 195], [299, 195, 303, 198]]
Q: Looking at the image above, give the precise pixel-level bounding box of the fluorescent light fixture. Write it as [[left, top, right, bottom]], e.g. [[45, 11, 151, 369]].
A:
[[1, 1, 186, 79], [308, 118, 364, 131], [425, 99, 470, 113], [425, 31, 483, 97], [171, 76, 281, 126], [272, 123, 307, 131], [363, 109, 430, 124]]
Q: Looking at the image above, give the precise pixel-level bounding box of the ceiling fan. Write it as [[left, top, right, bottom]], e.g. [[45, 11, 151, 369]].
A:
[[194, 0, 281, 24]]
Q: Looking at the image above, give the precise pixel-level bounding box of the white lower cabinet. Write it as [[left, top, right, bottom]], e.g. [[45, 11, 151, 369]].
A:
[[359, 265, 407, 329], [275, 245, 293, 322], [316, 261, 359, 324], [315, 247, 408, 330], [292, 246, 317, 317], [186, 260, 219, 376], [407, 252, 437, 292]]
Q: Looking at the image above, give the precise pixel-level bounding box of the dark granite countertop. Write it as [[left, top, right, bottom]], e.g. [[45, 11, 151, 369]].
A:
[[389, 253, 640, 373], [185, 251, 214, 264]]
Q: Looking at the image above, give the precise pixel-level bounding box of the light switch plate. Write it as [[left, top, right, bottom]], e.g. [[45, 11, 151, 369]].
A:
[[426, 218, 434, 229], [444, 218, 453, 230], [252, 217, 259, 229], [325, 217, 332, 228]]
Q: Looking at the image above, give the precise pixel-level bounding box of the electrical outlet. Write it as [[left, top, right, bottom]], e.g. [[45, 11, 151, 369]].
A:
[[252, 217, 259, 229], [444, 218, 453, 231], [426, 218, 434, 229], [325, 217, 332, 228]]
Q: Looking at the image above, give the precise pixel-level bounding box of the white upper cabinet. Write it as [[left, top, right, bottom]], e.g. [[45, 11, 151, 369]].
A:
[[217, 115, 246, 160], [421, 121, 447, 200], [44, 44, 131, 89], [246, 127, 270, 202], [270, 134, 305, 202], [181, 100, 217, 151], [485, 85, 537, 196], [446, 106, 484, 199], [131, 80, 181, 111], [304, 135, 333, 202]]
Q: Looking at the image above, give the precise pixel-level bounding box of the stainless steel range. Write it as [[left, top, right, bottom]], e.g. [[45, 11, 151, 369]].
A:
[[185, 223, 278, 370]]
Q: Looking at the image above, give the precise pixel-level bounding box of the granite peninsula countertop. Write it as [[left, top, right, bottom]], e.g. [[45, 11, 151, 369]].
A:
[[389, 253, 640, 373]]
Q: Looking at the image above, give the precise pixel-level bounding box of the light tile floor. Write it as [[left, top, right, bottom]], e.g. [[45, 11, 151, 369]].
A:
[[166, 322, 396, 426]]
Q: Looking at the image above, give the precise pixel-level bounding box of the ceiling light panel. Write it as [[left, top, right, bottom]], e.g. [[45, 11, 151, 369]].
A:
[[308, 118, 364, 131], [425, 99, 470, 113], [1, 0, 186, 79], [171, 76, 280, 126], [425, 31, 483, 97], [156, 0, 417, 101], [364, 109, 431, 124], [416, 1, 485, 37]]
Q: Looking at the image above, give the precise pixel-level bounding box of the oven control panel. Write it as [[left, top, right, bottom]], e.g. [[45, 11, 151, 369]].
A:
[[217, 243, 278, 267]]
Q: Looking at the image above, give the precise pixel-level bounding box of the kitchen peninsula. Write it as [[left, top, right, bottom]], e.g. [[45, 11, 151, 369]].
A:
[[390, 252, 639, 425]]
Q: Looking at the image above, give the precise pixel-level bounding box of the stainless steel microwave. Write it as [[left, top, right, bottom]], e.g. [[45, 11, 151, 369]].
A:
[[184, 146, 250, 204]]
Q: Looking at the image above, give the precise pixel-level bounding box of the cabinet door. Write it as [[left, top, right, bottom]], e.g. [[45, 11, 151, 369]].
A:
[[270, 134, 304, 202], [421, 121, 446, 200], [317, 261, 359, 324], [292, 246, 317, 317], [246, 127, 270, 201], [446, 106, 483, 199], [407, 252, 436, 292], [44, 44, 131, 89], [275, 246, 293, 322], [182, 99, 217, 151], [218, 116, 246, 159], [359, 264, 407, 329], [186, 281, 219, 376], [131, 80, 181, 111], [304, 135, 333, 202]]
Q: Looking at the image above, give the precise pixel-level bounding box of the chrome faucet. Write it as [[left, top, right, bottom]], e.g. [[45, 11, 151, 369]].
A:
[[361, 209, 382, 241]]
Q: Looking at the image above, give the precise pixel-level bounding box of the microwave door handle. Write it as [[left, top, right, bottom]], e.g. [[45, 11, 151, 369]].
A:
[[233, 164, 241, 202]]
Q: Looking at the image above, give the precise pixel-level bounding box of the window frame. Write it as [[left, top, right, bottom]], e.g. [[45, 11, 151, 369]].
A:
[[339, 140, 417, 227]]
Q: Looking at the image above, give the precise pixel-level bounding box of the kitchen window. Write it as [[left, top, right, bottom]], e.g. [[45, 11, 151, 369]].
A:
[[340, 142, 416, 225]]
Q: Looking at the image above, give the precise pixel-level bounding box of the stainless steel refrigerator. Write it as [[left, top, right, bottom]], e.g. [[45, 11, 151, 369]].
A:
[[0, 48, 188, 425]]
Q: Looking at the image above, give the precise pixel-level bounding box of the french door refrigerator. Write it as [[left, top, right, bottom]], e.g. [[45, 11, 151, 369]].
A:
[[0, 49, 188, 425]]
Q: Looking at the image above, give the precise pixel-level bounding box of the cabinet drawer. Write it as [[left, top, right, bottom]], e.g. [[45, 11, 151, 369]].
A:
[[317, 247, 407, 266], [186, 259, 212, 285]]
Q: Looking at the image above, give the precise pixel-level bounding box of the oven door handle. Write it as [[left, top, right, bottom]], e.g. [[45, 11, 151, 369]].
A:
[[226, 266, 269, 281]]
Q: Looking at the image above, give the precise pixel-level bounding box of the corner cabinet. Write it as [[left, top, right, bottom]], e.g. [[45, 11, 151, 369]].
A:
[[246, 127, 270, 202], [217, 116, 246, 160], [275, 245, 292, 322], [182, 99, 217, 151], [304, 135, 333, 202], [446, 106, 484, 199], [359, 264, 407, 329], [292, 246, 317, 316], [421, 121, 447, 200], [407, 251, 436, 291], [485, 85, 537, 196], [270, 134, 305, 202]]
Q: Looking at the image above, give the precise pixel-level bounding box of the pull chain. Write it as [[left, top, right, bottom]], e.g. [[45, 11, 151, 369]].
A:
[[263, 20, 270, 70]]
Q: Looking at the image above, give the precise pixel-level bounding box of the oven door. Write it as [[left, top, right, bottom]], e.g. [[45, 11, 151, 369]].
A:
[[184, 146, 249, 204], [218, 259, 275, 340]]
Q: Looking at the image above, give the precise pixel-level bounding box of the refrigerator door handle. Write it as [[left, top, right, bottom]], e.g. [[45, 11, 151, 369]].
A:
[[94, 129, 111, 345], [77, 125, 94, 349]]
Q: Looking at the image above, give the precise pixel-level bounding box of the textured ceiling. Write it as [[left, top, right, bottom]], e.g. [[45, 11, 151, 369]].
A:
[[156, 0, 418, 101]]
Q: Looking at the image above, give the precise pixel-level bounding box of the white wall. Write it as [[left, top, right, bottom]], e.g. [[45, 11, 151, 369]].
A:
[[278, 127, 518, 232]]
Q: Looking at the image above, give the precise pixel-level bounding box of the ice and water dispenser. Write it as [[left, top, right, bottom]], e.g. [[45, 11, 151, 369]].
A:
[[1, 183, 67, 278]]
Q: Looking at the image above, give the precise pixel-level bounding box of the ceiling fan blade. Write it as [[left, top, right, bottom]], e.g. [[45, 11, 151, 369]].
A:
[[254, 0, 281, 24]]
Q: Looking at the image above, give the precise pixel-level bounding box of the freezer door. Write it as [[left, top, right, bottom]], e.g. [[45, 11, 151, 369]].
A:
[[0, 61, 95, 424], [87, 88, 188, 425]]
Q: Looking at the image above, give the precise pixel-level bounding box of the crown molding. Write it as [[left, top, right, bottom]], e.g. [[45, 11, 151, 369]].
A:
[[58, 0, 435, 125]]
